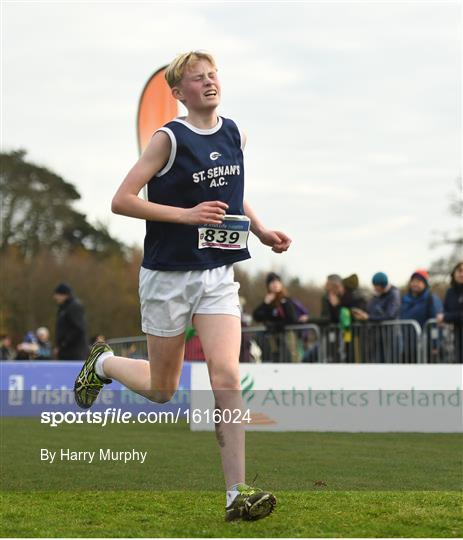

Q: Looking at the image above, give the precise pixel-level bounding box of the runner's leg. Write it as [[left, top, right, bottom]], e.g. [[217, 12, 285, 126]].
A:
[[193, 314, 244, 489], [102, 333, 185, 402]]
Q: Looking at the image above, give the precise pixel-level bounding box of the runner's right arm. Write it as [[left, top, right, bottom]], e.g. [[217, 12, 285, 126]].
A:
[[112, 131, 228, 225]]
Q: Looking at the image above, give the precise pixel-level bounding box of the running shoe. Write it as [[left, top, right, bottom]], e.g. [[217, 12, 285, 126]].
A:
[[225, 483, 276, 522], [74, 342, 112, 409]]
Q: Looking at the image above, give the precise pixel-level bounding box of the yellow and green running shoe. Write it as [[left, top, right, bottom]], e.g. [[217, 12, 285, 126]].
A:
[[74, 342, 112, 409], [225, 484, 276, 522]]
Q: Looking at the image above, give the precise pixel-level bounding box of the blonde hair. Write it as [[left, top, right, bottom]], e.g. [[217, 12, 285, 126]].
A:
[[165, 51, 217, 88]]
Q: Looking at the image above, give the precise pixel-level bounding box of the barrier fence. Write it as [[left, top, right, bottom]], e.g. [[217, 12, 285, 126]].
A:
[[107, 319, 462, 364], [422, 319, 463, 363]]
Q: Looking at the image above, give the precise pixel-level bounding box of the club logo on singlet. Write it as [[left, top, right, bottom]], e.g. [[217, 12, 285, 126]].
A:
[[192, 164, 241, 188], [209, 151, 222, 160]]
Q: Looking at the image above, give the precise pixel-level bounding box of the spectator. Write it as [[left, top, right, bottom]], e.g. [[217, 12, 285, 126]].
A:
[[36, 327, 52, 360], [53, 283, 89, 361], [437, 262, 463, 362], [253, 272, 299, 362], [353, 272, 401, 323], [319, 274, 368, 362], [15, 332, 39, 360], [400, 269, 443, 327], [321, 274, 341, 319], [323, 274, 368, 323], [352, 272, 401, 363], [0, 335, 15, 360]]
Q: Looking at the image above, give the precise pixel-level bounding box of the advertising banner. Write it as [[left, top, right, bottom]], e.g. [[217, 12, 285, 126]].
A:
[[0, 361, 191, 416], [190, 363, 462, 432]]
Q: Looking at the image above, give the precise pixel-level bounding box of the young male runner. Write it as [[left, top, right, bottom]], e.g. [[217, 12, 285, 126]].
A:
[[74, 51, 291, 521]]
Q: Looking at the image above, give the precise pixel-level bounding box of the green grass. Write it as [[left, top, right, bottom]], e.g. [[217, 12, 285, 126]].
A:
[[1, 419, 462, 537], [1, 491, 461, 537]]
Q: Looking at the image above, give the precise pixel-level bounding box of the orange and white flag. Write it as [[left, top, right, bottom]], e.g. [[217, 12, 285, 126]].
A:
[[136, 66, 178, 155]]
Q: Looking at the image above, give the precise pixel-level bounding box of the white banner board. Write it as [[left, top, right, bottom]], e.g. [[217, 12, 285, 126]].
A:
[[190, 364, 462, 432]]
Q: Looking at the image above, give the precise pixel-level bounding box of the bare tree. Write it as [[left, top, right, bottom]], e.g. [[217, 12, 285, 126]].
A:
[[430, 176, 463, 281]]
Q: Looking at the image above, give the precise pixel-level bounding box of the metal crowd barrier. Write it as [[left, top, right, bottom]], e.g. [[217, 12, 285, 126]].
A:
[[318, 320, 422, 363], [240, 324, 321, 363], [422, 319, 463, 363], [107, 335, 148, 359], [107, 319, 462, 364], [106, 324, 321, 363]]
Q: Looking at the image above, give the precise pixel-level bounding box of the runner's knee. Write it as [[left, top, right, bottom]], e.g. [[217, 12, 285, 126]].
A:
[[145, 388, 176, 403], [209, 369, 240, 391]]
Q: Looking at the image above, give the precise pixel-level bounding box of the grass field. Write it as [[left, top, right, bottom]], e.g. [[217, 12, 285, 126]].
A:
[[1, 419, 462, 537]]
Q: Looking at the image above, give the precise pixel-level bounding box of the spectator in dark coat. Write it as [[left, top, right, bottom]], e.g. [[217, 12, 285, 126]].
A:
[[253, 273, 298, 330], [53, 283, 88, 361], [352, 272, 401, 322], [320, 274, 369, 362], [253, 273, 299, 362], [352, 272, 401, 363], [400, 270, 443, 328], [437, 262, 463, 362], [323, 274, 368, 323]]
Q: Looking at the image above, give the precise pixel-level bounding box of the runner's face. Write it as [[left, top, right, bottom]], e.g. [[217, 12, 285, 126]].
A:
[[177, 60, 221, 111]]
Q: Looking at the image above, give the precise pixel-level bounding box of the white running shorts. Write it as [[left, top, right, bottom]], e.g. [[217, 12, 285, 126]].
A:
[[139, 264, 241, 337]]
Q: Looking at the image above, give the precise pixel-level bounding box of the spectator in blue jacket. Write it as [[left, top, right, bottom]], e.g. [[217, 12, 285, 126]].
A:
[[351, 272, 401, 322], [351, 272, 401, 363], [400, 269, 443, 328]]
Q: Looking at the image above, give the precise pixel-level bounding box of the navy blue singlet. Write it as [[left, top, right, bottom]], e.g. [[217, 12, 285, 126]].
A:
[[141, 116, 251, 271]]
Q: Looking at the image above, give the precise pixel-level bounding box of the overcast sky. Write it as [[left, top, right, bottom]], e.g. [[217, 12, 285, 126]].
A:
[[2, 1, 461, 287]]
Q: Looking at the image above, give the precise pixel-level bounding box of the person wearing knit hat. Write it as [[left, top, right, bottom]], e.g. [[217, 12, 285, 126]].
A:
[[265, 272, 281, 287], [54, 282, 72, 296], [350, 272, 401, 362], [372, 272, 388, 288], [410, 269, 429, 287], [352, 272, 400, 323], [253, 273, 300, 362], [261, 273, 309, 324], [400, 269, 443, 328], [53, 283, 88, 361]]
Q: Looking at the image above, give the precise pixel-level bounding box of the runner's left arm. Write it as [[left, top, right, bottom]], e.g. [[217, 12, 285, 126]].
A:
[[243, 201, 291, 253], [240, 132, 291, 253]]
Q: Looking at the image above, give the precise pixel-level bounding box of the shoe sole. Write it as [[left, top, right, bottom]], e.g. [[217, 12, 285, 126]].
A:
[[74, 383, 101, 409], [226, 493, 277, 522], [245, 493, 276, 521], [74, 343, 109, 409]]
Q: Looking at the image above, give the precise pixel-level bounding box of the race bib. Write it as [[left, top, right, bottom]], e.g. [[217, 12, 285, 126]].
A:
[[198, 215, 250, 250]]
